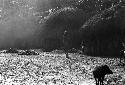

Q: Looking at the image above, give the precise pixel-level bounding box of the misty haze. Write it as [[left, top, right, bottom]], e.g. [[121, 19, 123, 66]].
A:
[[0, 0, 125, 85]]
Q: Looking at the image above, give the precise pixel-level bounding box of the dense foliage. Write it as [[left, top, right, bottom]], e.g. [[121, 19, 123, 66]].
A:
[[0, 0, 125, 56], [41, 0, 125, 57], [79, 3, 125, 56]]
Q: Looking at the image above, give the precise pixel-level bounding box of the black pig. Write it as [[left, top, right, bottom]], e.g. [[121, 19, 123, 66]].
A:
[[93, 65, 113, 85]]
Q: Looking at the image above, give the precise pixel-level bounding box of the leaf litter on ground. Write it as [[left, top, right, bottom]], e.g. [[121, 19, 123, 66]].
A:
[[0, 51, 124, 85]]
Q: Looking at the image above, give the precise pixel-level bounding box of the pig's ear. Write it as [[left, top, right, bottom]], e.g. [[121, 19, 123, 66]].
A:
[[102, 65, 108, 68]]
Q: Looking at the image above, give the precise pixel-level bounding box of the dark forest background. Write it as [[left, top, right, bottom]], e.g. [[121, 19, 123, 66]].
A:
[[1, 0, 125, 57], [38, 0, 125, 57]]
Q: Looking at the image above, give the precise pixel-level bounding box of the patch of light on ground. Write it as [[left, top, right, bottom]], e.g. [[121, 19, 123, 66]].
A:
[[79, 80, 95, 85]]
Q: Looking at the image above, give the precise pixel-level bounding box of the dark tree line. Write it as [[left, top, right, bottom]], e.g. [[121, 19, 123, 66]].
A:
[[40, 0, 125, 57], [79, 2, 125, 56], [3, 0, 123, 56], [39, 7, 88, 52]]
